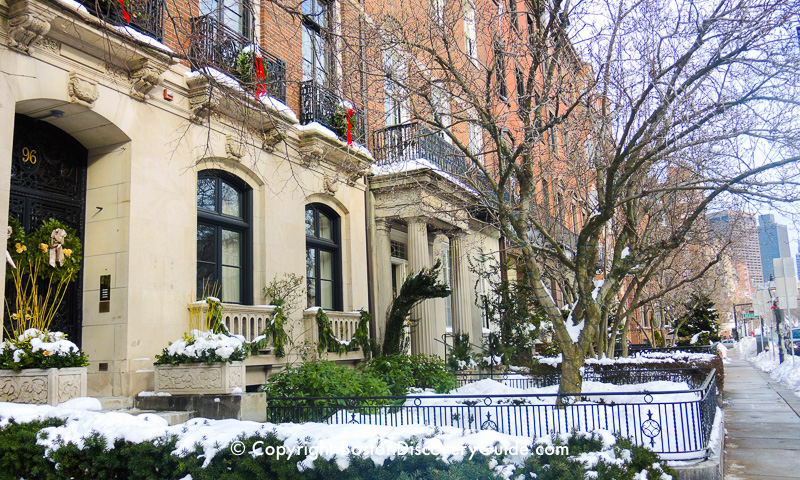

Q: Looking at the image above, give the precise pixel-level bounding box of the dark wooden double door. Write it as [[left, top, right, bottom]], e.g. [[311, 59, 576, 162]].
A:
[[5, 114, 87, 346]]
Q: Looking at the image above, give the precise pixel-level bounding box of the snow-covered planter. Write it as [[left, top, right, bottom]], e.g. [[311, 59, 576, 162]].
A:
[[153, 329, 247, 395], [0, 329, 88, 405]]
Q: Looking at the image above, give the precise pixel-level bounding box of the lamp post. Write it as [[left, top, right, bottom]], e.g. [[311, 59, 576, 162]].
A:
[[732, 302, 752, 341], [769, 280, 786, 363]]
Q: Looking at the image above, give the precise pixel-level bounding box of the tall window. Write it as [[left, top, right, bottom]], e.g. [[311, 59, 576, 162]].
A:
[[384, 50, 408, 126], [463, 1, 478, 65], [200, 0, 252, 38], [441, 244, 453, 328], [302, 0, 332, 84], [197, 171, 251, 304], [306, 204, 342, 310]]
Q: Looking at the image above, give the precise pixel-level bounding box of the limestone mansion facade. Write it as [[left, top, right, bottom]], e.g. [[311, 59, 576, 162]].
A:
[[0, 0, 501, 397]]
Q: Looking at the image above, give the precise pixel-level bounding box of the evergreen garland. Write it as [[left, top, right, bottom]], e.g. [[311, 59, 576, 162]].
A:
[[382, 260, 451, 356], [251, 303, 290, 357]]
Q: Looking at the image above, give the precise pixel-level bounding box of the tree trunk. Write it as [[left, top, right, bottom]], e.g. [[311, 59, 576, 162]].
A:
[[558, 345, 585, 405], [621, 316, 630, 357]]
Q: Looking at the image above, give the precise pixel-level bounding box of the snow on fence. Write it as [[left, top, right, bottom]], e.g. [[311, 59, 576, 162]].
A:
[[265, 368, 717, 460]]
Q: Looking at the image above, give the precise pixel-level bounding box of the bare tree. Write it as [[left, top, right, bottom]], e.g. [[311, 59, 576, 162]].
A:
[[334, 0, 800, 396]]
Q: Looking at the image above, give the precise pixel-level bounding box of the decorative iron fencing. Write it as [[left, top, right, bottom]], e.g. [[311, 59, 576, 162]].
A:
[[189, 15, 286, 103], [372, 122, 498, 198], [299, 81, 365, 144], [265, 368, 717, 459], [79, 0, 165, 41]]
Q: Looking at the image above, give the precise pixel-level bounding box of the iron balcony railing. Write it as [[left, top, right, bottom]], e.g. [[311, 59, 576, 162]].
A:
[[266, 368, 718, 459], [79, 0, 165, 41], [372, 122, 497, 198], [189, 15, 286, 103], [299, 80, 366, 144]]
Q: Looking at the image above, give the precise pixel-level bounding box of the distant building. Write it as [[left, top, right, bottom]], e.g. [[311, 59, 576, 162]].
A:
[[796, 240, 800, 281], [708, 210, 763, 290], [758, 214, 791, 281]]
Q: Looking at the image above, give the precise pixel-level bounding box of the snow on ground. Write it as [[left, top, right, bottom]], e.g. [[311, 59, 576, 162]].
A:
[[745, 349, 800, 398], [0, 399, 663, 477], [535, 350, 718, 368]]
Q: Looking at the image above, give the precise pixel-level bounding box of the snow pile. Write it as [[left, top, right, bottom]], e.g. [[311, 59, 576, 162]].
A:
[[259, 96, 299, 123], [738, 336, 756, 358], [747, 350, 800, 398], [114, 26, 174, 53], [371, 158, 479, 196], [0, 400, 671, 476], [164, 329, 246, 360], [416, 378, 698, 406], [535, 350, 718, 368], [297, 121, 339, 141]]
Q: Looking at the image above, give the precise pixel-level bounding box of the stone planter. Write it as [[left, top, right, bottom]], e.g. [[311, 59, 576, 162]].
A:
[[154, 362, 245, 395], [0, 367, 87, 405]]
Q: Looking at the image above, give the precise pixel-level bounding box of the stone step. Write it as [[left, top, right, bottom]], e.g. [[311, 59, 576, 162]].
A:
[[96, 396, 134, 411], [123, 409, 196, 425]]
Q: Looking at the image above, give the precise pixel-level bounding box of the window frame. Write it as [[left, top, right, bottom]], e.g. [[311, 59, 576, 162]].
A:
[[305, 203, 343, 311], [196, 170, 253, 305], [302, 0, 333, 84]]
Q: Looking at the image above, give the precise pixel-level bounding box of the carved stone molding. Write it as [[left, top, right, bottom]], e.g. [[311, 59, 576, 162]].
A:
[[323, 174, 339, 196], [67, 71, 99, 108], [225, 134, 244, 160], [300, 144, 325, 167], [0, 367, 87, 405], [260, 126, 286, 153], [6, 0, 54, 54], [187, 75, 215, 124], [128, 58, 167, 101], [32, 36, 60, 55], [155, 362, 245, 395]]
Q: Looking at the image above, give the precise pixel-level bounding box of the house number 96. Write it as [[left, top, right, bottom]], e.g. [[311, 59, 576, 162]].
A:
[[21, 147, 37, 164]]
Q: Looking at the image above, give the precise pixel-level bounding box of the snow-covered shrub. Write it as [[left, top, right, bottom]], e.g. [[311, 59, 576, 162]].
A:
[[153, 329, 247, 365], [0, 329, 88, 371]]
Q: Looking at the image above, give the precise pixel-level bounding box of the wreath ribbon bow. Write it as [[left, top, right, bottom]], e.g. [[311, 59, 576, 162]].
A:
[[346, 109, 355, 146]]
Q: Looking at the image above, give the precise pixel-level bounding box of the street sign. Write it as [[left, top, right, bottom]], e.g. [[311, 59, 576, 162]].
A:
[[743, 313, 759, 318]]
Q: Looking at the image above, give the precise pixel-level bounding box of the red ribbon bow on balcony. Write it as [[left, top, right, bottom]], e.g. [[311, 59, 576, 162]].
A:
[[118, 0, 131, 22], [346, 109, 354, 146], [254, 55, 266, 100]]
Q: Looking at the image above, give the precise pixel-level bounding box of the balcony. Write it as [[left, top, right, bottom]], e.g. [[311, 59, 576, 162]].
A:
[[299, 81, 365, 144], [78, 0, 165, 41], [189, 302, 276, 347], [372, 122, 496, 197], [189, 15, 286, 103]]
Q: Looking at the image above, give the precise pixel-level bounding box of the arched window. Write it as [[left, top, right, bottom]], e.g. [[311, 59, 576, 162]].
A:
[[197, 170, 252, 304], [305, 203, 341, 310]]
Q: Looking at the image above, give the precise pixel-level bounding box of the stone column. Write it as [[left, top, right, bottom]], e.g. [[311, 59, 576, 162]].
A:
[[450, 232, 473, 340], [407, 218, 431, 355], [373, 219, 393, 347], [430, 234, 448, 358]]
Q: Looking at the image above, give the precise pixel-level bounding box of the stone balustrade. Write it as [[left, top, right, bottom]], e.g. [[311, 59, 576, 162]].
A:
[[189, 302, 277, 343]]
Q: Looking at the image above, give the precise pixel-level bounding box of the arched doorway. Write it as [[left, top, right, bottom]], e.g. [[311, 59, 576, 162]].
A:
[[6, 114, 87, 345]]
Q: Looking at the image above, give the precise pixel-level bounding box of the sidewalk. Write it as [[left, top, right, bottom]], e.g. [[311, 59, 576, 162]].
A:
[[724, 350, 800, 479]]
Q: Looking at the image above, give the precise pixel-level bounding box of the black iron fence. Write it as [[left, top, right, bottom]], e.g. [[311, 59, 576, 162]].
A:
[[265, 368, 717, 459], [372, 122, 497, 198], [189, 15, 286, 103], [299, 80, 365, 144], [79, 0, 165, 41]]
